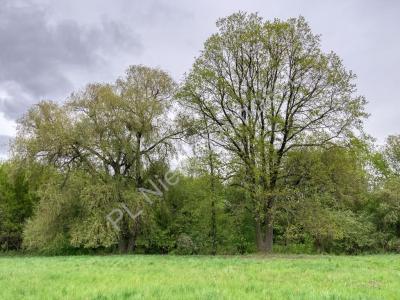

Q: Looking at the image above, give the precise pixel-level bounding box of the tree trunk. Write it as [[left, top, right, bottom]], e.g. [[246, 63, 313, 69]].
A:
[[256, 212, 274, 253], [127, 235, 136, 252], [206, 121, 217, 255], [118, 232, 136, 253], [117, 217, 137, 253], [210, 199, 217, 255], [255, 174, 278, 253]]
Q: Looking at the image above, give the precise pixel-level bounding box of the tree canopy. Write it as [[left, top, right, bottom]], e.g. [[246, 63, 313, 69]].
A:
[[1, 13, 399, 255], [178, 12, 367, 252]]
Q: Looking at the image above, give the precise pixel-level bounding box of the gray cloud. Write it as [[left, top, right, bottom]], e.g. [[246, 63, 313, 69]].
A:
[[0, 0, 142, 119], [0, 0, 399, 145]]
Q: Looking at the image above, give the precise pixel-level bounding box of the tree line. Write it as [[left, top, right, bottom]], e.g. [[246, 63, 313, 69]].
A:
[[1, 13, 399, 254]]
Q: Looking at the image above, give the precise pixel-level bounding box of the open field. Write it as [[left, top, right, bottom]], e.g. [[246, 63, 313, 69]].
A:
[[0, 255, 399, 299]]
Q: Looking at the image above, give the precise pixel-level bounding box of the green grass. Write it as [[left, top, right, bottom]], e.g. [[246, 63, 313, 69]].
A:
[[0, 254, 399, 299]]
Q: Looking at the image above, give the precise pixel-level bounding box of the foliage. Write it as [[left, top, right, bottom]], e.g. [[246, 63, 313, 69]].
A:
[[178, 12, 367, 252], [1, 14, 399, 256], [15, 65, 183, 253], [0, 161, 45, 250]]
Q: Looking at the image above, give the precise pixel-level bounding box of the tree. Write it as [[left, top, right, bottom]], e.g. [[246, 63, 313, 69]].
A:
[[384, 135, 400, 176], [0, 161, 45, 250], [16, 65, 183, 253], [187, 118, 222, 254], [367, 135, 400, 252], [178, 13, 367, 252], [275, 144, 376, 253]]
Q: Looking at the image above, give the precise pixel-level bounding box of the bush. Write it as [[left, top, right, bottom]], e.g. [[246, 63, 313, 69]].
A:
[[174, 234, 197, 255]]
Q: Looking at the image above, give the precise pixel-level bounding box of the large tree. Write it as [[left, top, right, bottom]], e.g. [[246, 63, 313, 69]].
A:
[[16, 65, 183, 252], [178, 13, 367, 252]]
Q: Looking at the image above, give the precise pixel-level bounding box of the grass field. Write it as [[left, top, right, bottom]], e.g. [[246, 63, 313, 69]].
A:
[[0, 255, 399, 299]]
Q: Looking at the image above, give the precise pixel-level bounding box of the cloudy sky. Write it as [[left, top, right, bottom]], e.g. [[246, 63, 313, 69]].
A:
[[1, 0, 399, 155]]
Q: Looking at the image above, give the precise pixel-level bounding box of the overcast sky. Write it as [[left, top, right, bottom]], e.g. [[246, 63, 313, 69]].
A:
[[1, 0, 399, 156]]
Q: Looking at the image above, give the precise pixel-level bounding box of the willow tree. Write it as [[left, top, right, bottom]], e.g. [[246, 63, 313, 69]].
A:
[[16, 65, 182, 252], [178, 13, 367, 252]]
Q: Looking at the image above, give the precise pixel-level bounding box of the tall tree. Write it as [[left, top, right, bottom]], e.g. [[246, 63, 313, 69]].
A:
[[16, 65, 183, 252], [178, 13, 367, 252], [182, 115, 224, 254]]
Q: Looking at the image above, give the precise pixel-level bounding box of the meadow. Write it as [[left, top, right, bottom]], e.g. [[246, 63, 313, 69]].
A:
[[0, 254, 399, 299]]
